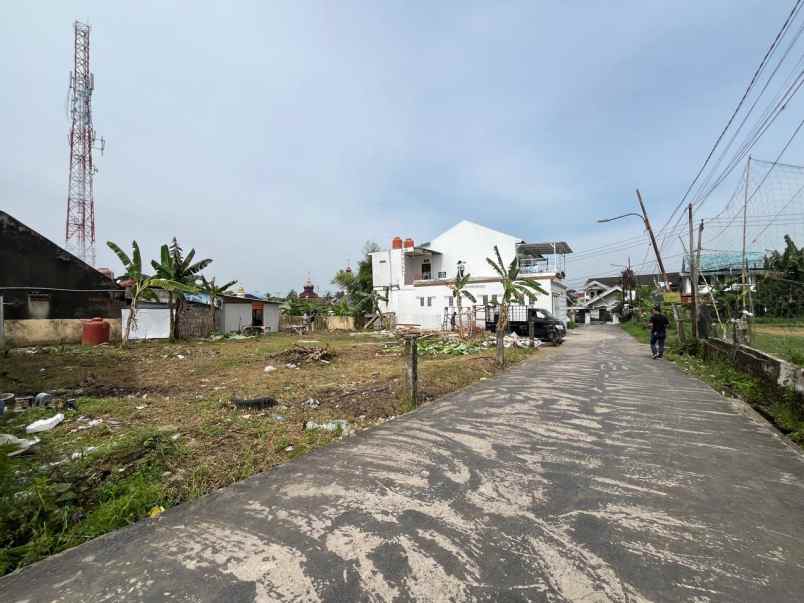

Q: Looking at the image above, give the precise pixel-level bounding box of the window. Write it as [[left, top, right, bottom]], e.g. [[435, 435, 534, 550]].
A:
[[427, 297, 432, 307], [448, 297, 454, 307], [482, 295, 488, 305], [438, 271, 447, 279], [419, 297, 425, 307], [491, 294, 498, 305]]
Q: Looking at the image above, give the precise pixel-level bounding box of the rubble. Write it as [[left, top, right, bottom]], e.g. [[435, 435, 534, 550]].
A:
[[270, 345, 334, 366]]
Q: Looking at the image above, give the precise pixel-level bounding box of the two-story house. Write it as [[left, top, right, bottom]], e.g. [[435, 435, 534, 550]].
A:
[[370, 220, 572, 330]]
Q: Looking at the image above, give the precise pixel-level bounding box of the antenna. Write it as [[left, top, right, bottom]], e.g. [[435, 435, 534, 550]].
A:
[[65, 20, 104, 266]]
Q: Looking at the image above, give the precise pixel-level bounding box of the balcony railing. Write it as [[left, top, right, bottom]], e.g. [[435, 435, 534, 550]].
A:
[[518, 258, 549, 274]]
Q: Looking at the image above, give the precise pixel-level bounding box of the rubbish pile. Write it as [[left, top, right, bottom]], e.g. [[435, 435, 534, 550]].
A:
[[232, 397, 278, 410], [269, 345, 334, 366]]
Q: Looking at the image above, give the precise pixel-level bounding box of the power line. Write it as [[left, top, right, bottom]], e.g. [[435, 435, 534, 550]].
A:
[[658, 0, 804, 244]]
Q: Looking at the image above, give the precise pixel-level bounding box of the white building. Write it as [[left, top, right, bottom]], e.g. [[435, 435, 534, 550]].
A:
[[370, 220, 572, 330]]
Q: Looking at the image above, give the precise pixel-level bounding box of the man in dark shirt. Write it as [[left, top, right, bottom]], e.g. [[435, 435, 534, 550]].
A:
[[648, 306, 669, 359]]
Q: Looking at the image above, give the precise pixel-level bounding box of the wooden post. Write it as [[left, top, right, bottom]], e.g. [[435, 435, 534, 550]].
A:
[[672, 304, 686, 343], [528, 316, 535, 348], [636, 189, 669, 290], [688, 204, 698, 339], [403, 335, 418, 406]]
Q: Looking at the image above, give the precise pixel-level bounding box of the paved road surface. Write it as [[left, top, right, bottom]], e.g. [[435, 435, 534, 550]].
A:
[[2, 326, 804, 602]]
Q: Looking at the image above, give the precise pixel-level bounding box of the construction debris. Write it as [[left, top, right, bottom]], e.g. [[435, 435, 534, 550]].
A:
[[270, 345, 334, 366], [26, 413, 64, 434]]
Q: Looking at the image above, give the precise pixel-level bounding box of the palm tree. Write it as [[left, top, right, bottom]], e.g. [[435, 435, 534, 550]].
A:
[[450, 271, 476, 337], [151, 238, 212, 339], [486, 245, 547, 366], [199, 276, 237, 332], [107, 241, 189, 346]]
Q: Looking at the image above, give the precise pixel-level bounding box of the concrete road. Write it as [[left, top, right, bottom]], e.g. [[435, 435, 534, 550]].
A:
[[2, 327, 804, 602]]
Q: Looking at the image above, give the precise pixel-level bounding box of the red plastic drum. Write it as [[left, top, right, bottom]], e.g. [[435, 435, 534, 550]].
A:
[[81, 317, 111, 345]]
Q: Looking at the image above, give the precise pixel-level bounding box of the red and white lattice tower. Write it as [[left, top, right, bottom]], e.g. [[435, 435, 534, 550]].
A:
[[65, 20, 103, 266]]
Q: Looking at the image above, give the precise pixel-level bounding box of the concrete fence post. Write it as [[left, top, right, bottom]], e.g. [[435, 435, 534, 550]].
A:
[[528, 318, 535, 348], [403, 335, 418, 406], [0, 295, 4, 348]]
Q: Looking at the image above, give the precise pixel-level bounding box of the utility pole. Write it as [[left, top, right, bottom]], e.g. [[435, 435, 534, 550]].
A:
[[688, 203, 698, 338], [636, 189, 669, 290], [741, 157, 751, 313]]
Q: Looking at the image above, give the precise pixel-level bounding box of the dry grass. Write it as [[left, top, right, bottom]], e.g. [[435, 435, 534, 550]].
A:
[[0, 331, 546, 573]]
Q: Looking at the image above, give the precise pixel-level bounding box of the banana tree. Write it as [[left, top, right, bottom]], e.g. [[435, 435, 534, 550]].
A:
[[356, 287, 389, 329], [486, 245, 547, 366], [199, 275, 237, 331], [107, 241, 190, 346], [151, 238, 212, 339], [450, 271, 476, 338]]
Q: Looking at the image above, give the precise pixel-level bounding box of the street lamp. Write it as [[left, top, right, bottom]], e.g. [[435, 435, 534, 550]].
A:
[[596, 189, 669, 291], [596, 213, 645, 224]]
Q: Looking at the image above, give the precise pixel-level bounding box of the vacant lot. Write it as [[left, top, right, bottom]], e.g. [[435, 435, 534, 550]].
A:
[[0, 331, 543, 574]]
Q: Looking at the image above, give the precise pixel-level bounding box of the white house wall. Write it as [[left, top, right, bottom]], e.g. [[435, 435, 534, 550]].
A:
[[428, 221, 522, 280], [121, 308, 170, 340]]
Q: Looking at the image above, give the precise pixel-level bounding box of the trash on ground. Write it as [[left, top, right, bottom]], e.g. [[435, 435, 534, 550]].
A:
[[26, 413, 65, 434], [34, 392, 54, 407], [264, 365, 276, 373], [302, 398, 321, 409], [285, 445, 294, 452], [170, 433, 181, 441], [148, 505, 165, 518], [273, 415, 287, 422], [0, 434, 40, 457], [65, 399, 78, 410], [286, 363, 298, 369], [305, 419, 351, 434], [135, 405, 146, 410], [232, 397, 278, 410], [70, 446, 97, 460]]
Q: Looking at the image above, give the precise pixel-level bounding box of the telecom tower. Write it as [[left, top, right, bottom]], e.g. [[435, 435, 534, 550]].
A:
[[65, 20, 103, 266]]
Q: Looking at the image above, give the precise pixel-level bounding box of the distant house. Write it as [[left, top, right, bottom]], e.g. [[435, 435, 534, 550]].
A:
[[0, 210, 124, 320], [370, 220, 572, 329], [586, 272, 682, 292], [218, 294, 281, 333]]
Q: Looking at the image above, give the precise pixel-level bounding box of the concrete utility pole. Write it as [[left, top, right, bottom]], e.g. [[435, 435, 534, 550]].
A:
[[741, 157, 751, 313], [688, 203, 698, 339], [636, 189, 670, 290], [403, 335, 418, 406]]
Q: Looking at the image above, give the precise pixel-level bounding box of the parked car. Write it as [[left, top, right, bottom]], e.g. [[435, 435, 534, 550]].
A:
[[485, 305, 565, 345]]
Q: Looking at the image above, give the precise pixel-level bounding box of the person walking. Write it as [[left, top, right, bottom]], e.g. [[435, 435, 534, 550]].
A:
[[648, 306, 669, 359]]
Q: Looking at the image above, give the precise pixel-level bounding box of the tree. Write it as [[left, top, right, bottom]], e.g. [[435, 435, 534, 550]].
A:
[[151, 238, 211, 339], [107, 241, 189, 346], [450, 271, 476, 337], [755, 235, 804, 317], [199, 276, 237, 331], [355, 287, 389, 329], [486, 245, 547, 366], [332, 241, 380, 321]]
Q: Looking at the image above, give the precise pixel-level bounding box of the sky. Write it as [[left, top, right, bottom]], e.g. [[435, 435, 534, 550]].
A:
[[3, 1, 804, 295]]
